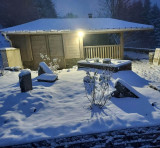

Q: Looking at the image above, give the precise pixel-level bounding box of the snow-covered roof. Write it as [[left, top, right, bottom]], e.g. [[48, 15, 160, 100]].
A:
[[1, 18, 154, 34]]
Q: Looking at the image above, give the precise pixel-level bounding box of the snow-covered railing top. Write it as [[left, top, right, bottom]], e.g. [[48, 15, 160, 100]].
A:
[[0, 18, 154, 34]]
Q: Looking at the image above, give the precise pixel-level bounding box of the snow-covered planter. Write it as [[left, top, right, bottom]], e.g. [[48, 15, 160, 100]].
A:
[[83, 70, 112, 108]]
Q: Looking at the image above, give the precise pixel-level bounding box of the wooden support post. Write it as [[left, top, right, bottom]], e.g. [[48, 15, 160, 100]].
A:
[[79, 36, 84, 59], [45, 35, 50, 58], [120, 32, 124, 59]]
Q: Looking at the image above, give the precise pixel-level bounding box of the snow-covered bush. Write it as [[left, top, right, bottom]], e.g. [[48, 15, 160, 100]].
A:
[[85, 58, 89, 63], [94, 58, 100, 63], [83, 69, 112, 108], [40, 53, 60, 74]]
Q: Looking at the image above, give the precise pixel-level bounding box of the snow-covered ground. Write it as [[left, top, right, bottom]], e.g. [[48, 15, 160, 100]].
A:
[[124, 51, 149, 60], [132, 60, 160, 83], [0, 50, 160, 146], [125, 51, 160, 90], [0, 59, 160, 146]]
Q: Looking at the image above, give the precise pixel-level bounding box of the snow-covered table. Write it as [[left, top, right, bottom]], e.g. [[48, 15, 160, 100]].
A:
[[77, 59, 132, 72]]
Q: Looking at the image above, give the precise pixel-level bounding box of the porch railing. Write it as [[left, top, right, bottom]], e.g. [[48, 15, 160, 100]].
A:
[[83, 45, 123, 59]]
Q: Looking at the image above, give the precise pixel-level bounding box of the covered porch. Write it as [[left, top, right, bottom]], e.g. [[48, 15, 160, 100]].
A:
[[82, 32, 124, 59]]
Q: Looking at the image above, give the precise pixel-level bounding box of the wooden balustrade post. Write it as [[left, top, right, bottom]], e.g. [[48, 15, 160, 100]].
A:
[[120, 32, 124, 59]]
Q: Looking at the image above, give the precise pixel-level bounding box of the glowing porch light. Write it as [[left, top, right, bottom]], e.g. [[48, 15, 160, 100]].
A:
[[78, 31, 84, 37]]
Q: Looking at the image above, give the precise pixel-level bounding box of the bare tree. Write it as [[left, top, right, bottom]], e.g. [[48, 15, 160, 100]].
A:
[[98, 0, 131, 18]]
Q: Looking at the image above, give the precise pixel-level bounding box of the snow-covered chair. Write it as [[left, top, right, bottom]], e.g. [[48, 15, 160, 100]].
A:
[[38, 62, 53, 76], [37, 62, 58, 82]]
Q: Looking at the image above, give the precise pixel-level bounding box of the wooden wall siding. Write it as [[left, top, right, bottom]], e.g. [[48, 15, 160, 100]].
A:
[[79, 37, 84, 58], [9, 35, 33, 61], [48, 35, 64, 57], [48, 35, 65, 68], [63, 34, 81, 59], [83, 45, 122, 59], [31, 35, 48, 66], [120, 32, 124, 59]]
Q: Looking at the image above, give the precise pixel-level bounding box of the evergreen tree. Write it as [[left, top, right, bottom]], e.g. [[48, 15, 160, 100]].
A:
[[128, 0, 144, 23], [115, 0, 132, 21], [0, 0, 57, 27], [64, 13, 78, 18], [142, 0, 151, 24], [149, 4, 160, 23], [34, 0, 57, 18], [0, 0, 39, 27], [150, 4, 160, 47]]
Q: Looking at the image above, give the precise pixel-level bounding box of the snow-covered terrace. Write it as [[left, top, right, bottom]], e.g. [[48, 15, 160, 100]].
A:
[[0, 18, 154, 34]]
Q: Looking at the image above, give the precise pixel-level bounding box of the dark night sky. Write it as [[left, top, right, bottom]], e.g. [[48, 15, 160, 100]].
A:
[[54, 0, 99, 17], [54, 0, 160, 17]]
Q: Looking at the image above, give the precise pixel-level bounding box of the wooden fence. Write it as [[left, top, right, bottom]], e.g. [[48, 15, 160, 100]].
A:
[[83, 45, 123, 59]]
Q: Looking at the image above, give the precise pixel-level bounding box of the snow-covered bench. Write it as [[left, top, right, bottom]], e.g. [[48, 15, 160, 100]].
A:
[[78, 59, 132, 72]]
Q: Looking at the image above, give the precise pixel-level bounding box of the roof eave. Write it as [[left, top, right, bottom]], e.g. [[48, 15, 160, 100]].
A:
[[1, 27, 154, 35]]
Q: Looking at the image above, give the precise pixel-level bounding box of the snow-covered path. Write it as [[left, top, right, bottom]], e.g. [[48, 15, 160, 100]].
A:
[[0, 67, 160, 146]]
